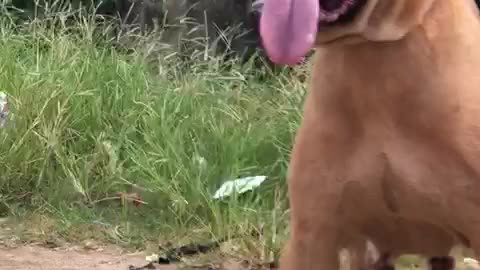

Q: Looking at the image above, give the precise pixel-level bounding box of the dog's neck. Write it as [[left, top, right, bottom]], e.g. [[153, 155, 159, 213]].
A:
[[306, 0, 480, 134], [310, 0, 480, 94]]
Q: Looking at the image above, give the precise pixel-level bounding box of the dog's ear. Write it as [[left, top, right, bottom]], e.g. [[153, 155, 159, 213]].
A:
[[362, 0, 435, 41], [314, 0, 437, 45]]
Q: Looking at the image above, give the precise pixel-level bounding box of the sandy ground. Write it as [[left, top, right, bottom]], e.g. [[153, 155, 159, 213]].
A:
[[0, 245, 174, 270], [0, 244, 259, 270]]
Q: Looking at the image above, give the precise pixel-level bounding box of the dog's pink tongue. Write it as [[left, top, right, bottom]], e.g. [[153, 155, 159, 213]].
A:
[[259, 0, 319, 65]]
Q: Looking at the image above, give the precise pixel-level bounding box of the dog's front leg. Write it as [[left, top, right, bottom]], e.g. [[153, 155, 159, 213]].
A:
[[278, 104, 360, 270], [279, 197, 341, 270]]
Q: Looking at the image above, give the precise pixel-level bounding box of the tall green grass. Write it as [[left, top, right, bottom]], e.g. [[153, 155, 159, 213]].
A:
[[0, 3, 309, 260]]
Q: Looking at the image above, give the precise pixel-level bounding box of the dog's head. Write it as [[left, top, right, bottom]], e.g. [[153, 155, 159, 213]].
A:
[[255, 0, 438, 65]]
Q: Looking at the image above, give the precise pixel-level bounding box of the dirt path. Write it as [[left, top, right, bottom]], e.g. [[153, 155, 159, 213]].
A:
[[0, 245, 170, 270], [0, 244, 256, 270]]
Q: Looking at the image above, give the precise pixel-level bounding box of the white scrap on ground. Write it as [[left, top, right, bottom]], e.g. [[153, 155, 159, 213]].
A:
[[213, 175, 267, 199]]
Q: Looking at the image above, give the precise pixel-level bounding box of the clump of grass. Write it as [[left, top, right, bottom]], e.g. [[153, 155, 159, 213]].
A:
[[0, 1, 308, 261]]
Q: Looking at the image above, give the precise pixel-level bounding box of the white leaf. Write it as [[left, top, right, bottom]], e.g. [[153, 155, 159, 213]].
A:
[[213, 175, 267, 199]]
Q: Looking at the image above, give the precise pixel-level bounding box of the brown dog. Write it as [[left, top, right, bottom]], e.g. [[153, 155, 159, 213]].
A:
[[258, 1, 480, 270]]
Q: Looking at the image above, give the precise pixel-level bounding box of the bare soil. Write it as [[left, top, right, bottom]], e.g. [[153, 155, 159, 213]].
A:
[[0, 244, 256, 270], [0, 245, 171, 270]]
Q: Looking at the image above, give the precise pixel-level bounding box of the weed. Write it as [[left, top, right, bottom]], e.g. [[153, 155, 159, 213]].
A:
[[0, 1, 306, 262]]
